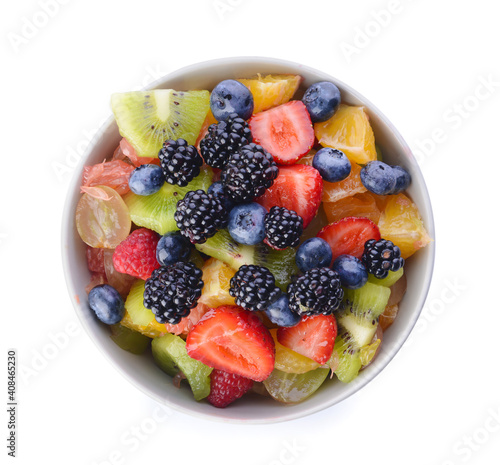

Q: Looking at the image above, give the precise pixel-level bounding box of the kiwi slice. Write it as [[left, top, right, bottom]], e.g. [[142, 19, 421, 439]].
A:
[[337, 282, 391, 347], [332, 283, 391, 383], [120, 280, 165, 338], [332, 329, 362, 383], [367, 268, 404, 287], [151, 333, 212, 401], [123, 165, 213, 235], [110, 324, 150, 354], [194, 229, 299, 291], [111, 90, 210, 157]]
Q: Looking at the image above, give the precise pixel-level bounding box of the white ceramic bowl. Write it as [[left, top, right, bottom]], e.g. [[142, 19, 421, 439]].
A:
[[62, 57, 435, 423]]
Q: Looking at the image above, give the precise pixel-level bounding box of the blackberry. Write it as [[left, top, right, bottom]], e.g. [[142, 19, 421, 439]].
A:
[[362, 239, 404, 279], [229, 265, 281, 312], [200, 113, 252, 169], [158, 138, 203, 187], [143, 262, 204, 324], [221, 143, 278, 203], [287, 267, 343, 316], [174, 190, 228, 244], [264, 206, 303, 249]]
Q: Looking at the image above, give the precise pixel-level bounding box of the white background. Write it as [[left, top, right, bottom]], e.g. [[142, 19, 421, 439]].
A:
[[2, 0, 499, 464]]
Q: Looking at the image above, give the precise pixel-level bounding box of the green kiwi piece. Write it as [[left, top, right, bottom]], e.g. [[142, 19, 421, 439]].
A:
[[124, 280, 154, 326], [367, 268, 404, 287], [110, 324, 150, 355], [194, 229, 299, 291], [337, 282, 391, 347], [111, 90, 210, 157], [123, 165, 213, 235], [189, 248, 205, 269], [263, 367, 330, 403], [151, 333, 212, 401], [332, 329, 362, 383]]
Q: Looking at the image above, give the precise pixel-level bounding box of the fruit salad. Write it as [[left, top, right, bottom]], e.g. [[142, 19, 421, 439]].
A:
[[76, 73, 431, 408]]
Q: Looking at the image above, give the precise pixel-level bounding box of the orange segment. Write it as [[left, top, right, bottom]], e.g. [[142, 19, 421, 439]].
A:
[[198, 258, 236, 308], [238, 74, 302, 114], [323, 192, 385, 224], [315, 104, 377, 164], [378, 193, 432, 259], [322, 161, 366, 203]]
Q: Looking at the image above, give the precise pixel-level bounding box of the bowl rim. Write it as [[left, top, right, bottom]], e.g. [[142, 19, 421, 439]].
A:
[[61, 56, 435, 424]]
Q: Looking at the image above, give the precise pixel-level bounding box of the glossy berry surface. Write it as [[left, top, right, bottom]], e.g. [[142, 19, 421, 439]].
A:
[[88, 284, 125, 325], [264, 206, 303, 249], [360, 161, 396, 195], [332, 254, 368, 289], [229, 265, 281, 312], [174, 190, 228, 244], [391, 165, 411, 194], [128, 164, 165, 195], [302, 81, 341, 123], [158, 139, 203, 187], [200, 114, 252, 169], [210, 79, 254, 121], [287, 267, 343, 316], [208, 181, 235, 213], [228, 202, 267, 245], [221, 143, 278, 203], [295, 237, 333, 272], [312, 147, 351, 183], [156, 231, 192, 266], [362, 239, 404, 279], [207, 369, 253, 408], [265, 294, 301, 327], [144, 262, 204, 324]]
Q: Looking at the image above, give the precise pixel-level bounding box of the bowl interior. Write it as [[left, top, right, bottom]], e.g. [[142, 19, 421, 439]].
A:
[[62, 57, 435, 423]]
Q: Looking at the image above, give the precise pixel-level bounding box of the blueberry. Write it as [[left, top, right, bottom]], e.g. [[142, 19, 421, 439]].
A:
[[302, 81, 341, 123], [312, 148, 351, 182], [88, 284, 124, 325], [210, 79, 254, 121], [208, 181, 234, 212], [129, 164, 164, 196], [228, 203, 267, 245], [391, 165, 411, 194], [156, 232, 191, 266], [332, 255, 368, 290], [360, 161, 396, 195], [295, 238, 333, 273], [264, 294, 301, 327]]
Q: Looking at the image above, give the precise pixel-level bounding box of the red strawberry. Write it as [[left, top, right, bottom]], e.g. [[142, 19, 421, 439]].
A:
[[317, 217, 381, 262], [186, 306, 275, 382], [113, 228, 160, 280], [277, 314, 337, 365], [256, 164, 322, 228], [250, 101, 314, 165], [207, 369, 254, 408]]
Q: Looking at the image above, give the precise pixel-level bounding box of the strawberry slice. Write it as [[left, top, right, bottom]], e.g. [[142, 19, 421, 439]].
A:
[[277, 314, 337, 365], [256, 164, 322, 228], [317, 216, 381, 261], [249, 100, 314, 165], [186, 306, 275, 382]]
